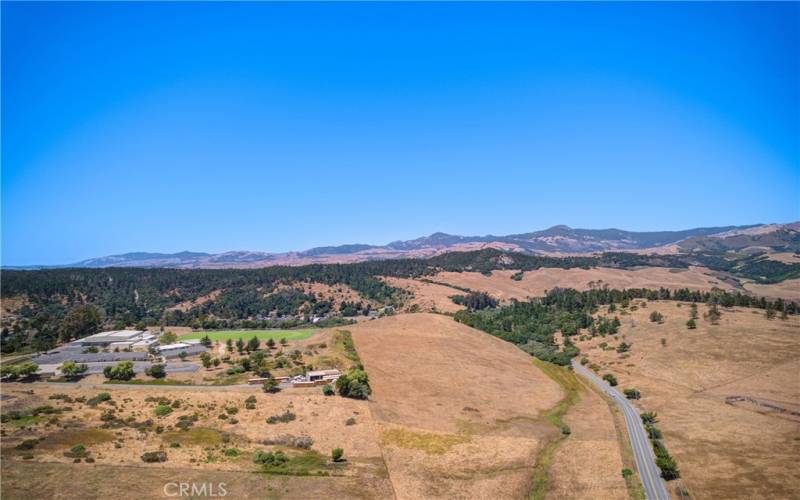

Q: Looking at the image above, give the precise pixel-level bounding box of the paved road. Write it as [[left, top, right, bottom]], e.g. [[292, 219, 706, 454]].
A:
[[572, 360, 670, 500]]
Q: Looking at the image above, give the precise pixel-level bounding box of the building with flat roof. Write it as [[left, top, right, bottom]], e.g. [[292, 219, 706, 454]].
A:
[[71, 330, 149, 347]]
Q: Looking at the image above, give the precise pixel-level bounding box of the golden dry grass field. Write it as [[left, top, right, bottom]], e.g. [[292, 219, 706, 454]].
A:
[[574, 301, 800, 499], [430, 267, 735, 301]]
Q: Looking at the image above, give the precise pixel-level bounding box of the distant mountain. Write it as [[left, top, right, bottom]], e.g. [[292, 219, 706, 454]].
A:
[[8, 223, 797, 270]]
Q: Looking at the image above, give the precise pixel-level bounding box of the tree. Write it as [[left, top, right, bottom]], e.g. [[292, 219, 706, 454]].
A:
[[1, 362, 39, 380], [59, 305, 103, 342], [266, 338, 276, 350], [59, 360, 88, 380], [262, 376, 280, 393], [602, 373, 618, 386], [146, 364, 167, 379], [200, 352, 212, 369], [279, 337, 288, 347], [200, 335, 213, 347], [226, 338, 234, 352], [212, 357, 221, 367], [161, 330, 178, 345], [649, 311, 664, 323], [322, 384, 334, 396], [247, 337, 260, 352], [336, 368, 371, 399], [235, 338, 245, 354], [689, 303, 698, 320], [331, 448, 344, 462], [623, 388, 641, 400], [103, 361, 135, 381], [686, 318, 696, 330], [705, 302, 722, 324]]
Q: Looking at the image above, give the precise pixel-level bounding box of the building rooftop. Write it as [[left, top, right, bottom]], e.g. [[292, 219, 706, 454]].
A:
[[82, 330, 146, 341]]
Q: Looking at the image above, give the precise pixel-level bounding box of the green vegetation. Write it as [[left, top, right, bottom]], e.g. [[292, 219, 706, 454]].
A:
[[154, 404, 173, 417], [105, 378, 190, 386], [59, 360, 88, 380], [3, 247, 797, 353], [450, 292, 499, 310], [145, 363, 167, 379], [103, 361, 135, 381], [0, 361, 39, 380], [141, 451, 167, 463], [266, 410, 296, 424], [511, 271, 524, 281], [179, 330, 314, 342], [602, 373, 618, 386], [331, 447, 344, 462], [649, 311, 664, 323], [528, 359, 582, 500], [336, 368, 371, 400], [623, 388, 641, 400], [322, 384, 334, 396], [254, 449, 327, 476]]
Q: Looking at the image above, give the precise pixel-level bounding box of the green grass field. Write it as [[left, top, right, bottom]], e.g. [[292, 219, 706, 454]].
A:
[[178, 329, 314, 342]]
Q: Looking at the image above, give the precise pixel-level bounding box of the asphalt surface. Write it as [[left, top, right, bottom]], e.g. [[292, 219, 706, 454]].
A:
[[572, 360, 670, 500]]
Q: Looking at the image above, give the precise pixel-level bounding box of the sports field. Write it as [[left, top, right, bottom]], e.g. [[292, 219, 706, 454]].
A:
[[178, 329, 314, 341]]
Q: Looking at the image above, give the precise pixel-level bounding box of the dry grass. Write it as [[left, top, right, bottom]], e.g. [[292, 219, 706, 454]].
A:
[[381, 276, 464, 313], [432, 267, 735, 302], [348, 313, 564, 499], [575, 301, 800, 499]]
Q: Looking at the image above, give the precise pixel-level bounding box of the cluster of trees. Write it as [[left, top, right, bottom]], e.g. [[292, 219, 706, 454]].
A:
[[641, 412, 680, 480], [335, 367, 371, 399], [0, 361, 39, 380], [450, 292, 499, 311], [2, 247, 797, 353]]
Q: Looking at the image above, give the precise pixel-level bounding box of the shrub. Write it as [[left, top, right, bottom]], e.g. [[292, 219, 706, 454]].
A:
[[141, 451, 167, 463], [223, 448, 239, 457], [336, 369, 371, 400], [103, 361, 135, 381], [602, 373, 618, 386], [686, 319, 697, 330], [622, 468, 633, 478], [146, 364, 167, 379], [87, 392, 112, 406], [266, 410, 296, 424], [345, 417, 356, 426], [225, 407, 239, 415], [262, 434, 313, 449], [641, 412, 658, 424], [262, 377, 280, 394], [649, 311, 664, 323], [154, 405, 173, 417], [245, 395, 257, 409], [322, 384, 334, 396], [623, 388, 641, 400], [59, 361, 88, 380], [0, 362, 39, 380], [331, 447, 344, 462], [64, 444, 88, 458], [580, 357, 589, 365], [16, 439, 38, 450], [254, 450, 288, 466]]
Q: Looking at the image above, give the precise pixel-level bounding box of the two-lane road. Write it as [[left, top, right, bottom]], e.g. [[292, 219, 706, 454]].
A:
[[572, 360, 670, 500]]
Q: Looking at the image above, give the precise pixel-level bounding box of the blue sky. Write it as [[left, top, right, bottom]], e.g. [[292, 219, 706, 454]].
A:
[[2, 2, 798, 265]]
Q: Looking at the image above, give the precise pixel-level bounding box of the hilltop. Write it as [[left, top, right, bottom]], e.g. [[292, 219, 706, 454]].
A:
[[7, 222, 799, 270]]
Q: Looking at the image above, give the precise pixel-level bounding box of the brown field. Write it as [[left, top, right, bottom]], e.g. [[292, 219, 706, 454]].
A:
[[574, 301, 800, 499], [742, 278, 800, 301], [547, 379, 628, 500], [381, 277, 464, 313], [428, 266, 735, 301], [348, 313, 565, 499], [0, 382, 392, 499]]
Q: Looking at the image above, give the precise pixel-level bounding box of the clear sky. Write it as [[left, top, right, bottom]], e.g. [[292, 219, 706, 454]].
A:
[[2, 2, 798, 265]]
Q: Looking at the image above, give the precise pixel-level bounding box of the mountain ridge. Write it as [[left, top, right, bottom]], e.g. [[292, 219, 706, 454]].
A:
[[6, 222, 799, 270]]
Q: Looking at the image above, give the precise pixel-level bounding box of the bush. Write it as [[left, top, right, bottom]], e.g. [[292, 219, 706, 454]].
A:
[[254, 450, 288, 466], [59, 361, 88, 380], [154, 405, 173, 417], [649, 311, 664, 323], [322, 384, 334, 396], [686, 319, 697, 330], [623, 388, 640, 400], [336, 369, 371, 400], [16, 439, 39, 450], [87, 392, 112, 406], [331, 447, 344, 462], [262, 434, 313, 449], [245, 395, 257, 409], [262, 377, 280, 394], [0, 362, 39, 380], [64, 444, 88, 458], [146, 364, 167, 379], [266, 410, 296, 424], [345, 417, 356, 426], [103, 361, 135, 381], [622, 468, 633, 478], [223, 448, 239, 457], [602, 373, 618, 386], [141, 451, 167, 463]]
